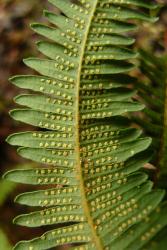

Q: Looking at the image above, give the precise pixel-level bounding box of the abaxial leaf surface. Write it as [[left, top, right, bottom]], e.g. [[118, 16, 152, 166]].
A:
[[4, 1, 167, 250]]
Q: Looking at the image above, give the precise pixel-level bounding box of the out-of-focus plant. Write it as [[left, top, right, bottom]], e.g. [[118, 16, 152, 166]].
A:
[[133, 50, 167, 189]]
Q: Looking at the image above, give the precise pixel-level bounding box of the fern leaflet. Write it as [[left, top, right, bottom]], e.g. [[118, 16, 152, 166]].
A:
[[4, 1, 167, 250]]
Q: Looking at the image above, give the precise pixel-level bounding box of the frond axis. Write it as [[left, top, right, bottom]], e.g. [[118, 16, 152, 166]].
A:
[[75, 1, 103, 249]]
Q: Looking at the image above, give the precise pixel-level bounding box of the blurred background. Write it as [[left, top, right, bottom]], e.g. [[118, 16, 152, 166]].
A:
[[0, 0, 167, 248]]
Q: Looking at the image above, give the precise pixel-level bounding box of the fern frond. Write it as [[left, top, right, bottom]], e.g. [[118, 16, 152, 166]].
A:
[[4, 0, 167, 249], [132, 50, 167, 187]]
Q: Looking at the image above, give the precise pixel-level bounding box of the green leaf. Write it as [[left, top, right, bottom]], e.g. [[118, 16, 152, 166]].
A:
[[0, 180, 16, 206], [0, 229, 12, 250], [4, 1, 167, 250], [133, 50, 167, 181]]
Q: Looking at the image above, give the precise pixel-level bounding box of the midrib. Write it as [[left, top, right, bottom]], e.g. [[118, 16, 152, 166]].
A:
[[75, 1, 103, 249]]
